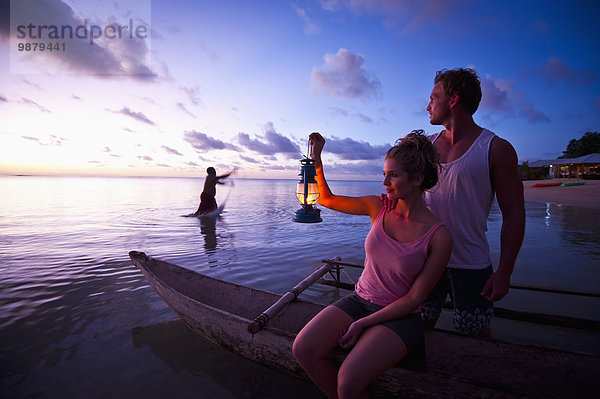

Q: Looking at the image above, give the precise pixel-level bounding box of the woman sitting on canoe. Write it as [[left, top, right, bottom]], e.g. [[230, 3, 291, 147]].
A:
[[293, 131, 452, 399]]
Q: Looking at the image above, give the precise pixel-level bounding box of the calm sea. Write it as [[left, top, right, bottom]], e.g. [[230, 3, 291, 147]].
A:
[[1, 175, 599, 398]]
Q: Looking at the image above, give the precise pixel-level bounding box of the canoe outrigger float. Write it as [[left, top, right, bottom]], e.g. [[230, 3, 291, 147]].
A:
[[130, 251, 598, 398]]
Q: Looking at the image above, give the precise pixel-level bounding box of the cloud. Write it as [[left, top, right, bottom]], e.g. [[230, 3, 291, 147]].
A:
[[21, 134, 66, 146], [323, 136, 390, 160], [20, 97, 51, 113], [292, 4, 321, 35], [479, 75, 513, 113], [236, 122, 301, 158], [479, 74, 549, 124], [514, 93, 550, 124], [542, 56, 597, 86], [49, 135, 66, 146], [180, 85, 203, 105], [20, 78, 44, 90], [22, 136, 42, 144], [312, 48, 381, 99], [176, 102, 196, 118], [328, 106, 375, 123], [240, 155, 260, 163], [328, 160, 384, 177], [356, 112, 374, 124], [328, 106, 348, 117], [0, 93, 7, 102], [116, 107, 155, 125], [320, 0, 470, 34], [185, 161, 199, 167], [0, 0, 7, 40], [137, 155, 153, 161], [9, 0, 155, 80], [183, 130, 239, 152], [156, 163, 171, 168], [161, 145, 183, 156]]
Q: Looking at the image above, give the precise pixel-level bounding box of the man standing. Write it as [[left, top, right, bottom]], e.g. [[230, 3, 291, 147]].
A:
[[421, 68, 525, 336], [194, 167, 233, 216]]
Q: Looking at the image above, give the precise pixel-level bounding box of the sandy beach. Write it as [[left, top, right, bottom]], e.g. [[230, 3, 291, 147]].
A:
[[522, 178, 600, 210]]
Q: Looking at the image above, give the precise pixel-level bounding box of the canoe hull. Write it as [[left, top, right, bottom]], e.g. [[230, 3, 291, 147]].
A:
[[130, 252, 599, 398], [132, 252, 318, 379]]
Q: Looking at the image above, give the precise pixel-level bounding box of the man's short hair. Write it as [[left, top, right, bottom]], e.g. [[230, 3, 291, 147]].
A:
[[206, 167, 216, 175], [434, 68, 482, 115]]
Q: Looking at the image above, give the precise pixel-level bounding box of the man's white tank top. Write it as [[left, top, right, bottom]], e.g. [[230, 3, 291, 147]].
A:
[[424, 129, 496, 269]]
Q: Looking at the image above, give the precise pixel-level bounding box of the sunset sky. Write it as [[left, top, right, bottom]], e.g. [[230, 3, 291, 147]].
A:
[[1, 0, 598, 179]]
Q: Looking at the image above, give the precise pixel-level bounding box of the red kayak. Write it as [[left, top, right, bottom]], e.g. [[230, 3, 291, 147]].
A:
[[532, 182, 562, 187]]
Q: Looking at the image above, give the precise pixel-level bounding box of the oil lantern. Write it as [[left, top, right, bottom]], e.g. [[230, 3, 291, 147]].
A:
[[293, 157, 322, 223]]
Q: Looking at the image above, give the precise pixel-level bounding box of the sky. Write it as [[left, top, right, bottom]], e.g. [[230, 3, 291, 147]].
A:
[[0, 0, 599, 180]]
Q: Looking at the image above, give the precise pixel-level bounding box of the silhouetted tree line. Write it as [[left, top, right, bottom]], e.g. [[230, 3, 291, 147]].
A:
[[559, 132, 600, 158], [518, 161, 547, 180], [519, 132, 599, 180]]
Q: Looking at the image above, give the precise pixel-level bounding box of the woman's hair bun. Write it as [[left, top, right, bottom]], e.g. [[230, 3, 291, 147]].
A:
[[386, 130, 441, 190]]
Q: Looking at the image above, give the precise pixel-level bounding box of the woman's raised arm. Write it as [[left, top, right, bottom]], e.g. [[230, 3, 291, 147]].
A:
[[309, 132, 381, 220]]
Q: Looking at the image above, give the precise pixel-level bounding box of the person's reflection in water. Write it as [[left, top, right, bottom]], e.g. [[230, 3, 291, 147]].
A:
[[200, 217, 218, 253]]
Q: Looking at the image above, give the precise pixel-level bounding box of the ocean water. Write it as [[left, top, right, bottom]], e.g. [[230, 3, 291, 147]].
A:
[[1, 175, 599, 398]]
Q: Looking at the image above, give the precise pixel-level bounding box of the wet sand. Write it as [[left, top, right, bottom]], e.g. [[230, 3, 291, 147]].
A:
[[522, 178, 600, 210]]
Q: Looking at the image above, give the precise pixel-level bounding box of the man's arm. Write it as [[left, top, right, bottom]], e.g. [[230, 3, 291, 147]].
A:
[[216, 169, 236, 183], [481, 137, 525, 301]]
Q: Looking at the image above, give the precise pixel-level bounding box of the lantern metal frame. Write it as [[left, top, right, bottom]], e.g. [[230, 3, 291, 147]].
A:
[[293, 157, 322, 223]]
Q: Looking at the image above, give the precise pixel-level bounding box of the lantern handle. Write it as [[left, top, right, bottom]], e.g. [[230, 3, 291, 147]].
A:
[[306, 139, 311, 159]]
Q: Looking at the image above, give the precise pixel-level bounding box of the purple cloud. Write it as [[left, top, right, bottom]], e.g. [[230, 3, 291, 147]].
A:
[[324, 136, 390, 160], [21, 134, 66, 146], [184, 130, 238, 152], [321, 0, 469, 34], [22, 136, 41, 143], [20, 97, 51, 113], [236, 122, 300, 157], [177, 102, 196, 118], [328, 106, 375, 123], [329, 160, 384, 177], [514, 93, 550, 124], [161, 145, 183, 156], [479, 76, 513, 113], [8, 0, 155, 80], [311, 48, 381, 99], [180, 85, 202, 105], [479, 74, 549, 124], [240, 155, 260, 163], [292, 4, 321, 35], [542, 56, 597, 86], [117, 107, 155, 126]]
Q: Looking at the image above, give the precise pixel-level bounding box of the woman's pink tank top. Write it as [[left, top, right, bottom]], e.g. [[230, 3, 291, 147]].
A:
[[355, 207, 443, 308]]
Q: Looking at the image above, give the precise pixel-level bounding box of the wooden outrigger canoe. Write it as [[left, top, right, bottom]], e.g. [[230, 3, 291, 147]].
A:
[[129, 251, 598, 398]]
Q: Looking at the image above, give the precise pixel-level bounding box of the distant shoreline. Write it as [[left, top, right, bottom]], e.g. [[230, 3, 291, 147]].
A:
[[3, 173, 599, 210], [523, 178, 600, 210]]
